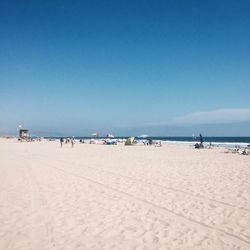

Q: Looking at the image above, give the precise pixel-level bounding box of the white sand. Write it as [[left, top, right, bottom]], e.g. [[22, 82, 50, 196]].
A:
[[0, 138, 250, 249]]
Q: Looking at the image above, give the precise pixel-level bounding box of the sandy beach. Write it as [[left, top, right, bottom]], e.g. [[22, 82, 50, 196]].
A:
[[0, 138, 250, 250]]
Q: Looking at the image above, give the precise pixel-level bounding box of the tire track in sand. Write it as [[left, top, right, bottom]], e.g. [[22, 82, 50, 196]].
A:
[[46, 164, 250, 247], [43, 156, 250, 213]]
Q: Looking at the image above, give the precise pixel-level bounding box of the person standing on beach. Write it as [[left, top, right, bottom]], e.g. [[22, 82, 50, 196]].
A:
[[71, 137, 75, 148], [60, 137, 64, 148]]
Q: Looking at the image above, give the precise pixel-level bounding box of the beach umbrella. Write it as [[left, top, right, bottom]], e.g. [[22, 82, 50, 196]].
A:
[[138, 134, 149, 138], [107, 134, 115, 138]]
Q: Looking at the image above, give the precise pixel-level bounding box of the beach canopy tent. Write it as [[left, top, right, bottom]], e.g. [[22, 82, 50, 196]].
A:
[[125, 137, 135, 145], [19, 129, 29, 139], [91, 132, 100, 137], [138, 134, 149, 138], [107, 134, 115, 138]]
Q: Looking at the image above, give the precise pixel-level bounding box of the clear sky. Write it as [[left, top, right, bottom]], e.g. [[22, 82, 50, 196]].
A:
[[0, 0, 250, 136]]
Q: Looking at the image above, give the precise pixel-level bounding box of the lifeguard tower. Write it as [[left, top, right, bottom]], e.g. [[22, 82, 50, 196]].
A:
[[19, 129, 30, 140]]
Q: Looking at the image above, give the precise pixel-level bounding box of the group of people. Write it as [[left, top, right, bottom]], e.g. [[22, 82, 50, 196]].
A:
[[60, 137, 75, 148]]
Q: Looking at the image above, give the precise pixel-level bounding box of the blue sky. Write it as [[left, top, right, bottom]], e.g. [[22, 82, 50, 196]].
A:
[[0, 0, 250, 136]]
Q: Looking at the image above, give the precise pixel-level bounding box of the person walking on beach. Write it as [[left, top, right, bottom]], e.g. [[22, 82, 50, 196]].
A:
[[71, 137, 75, 148], [60, 137, 64, 148]]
